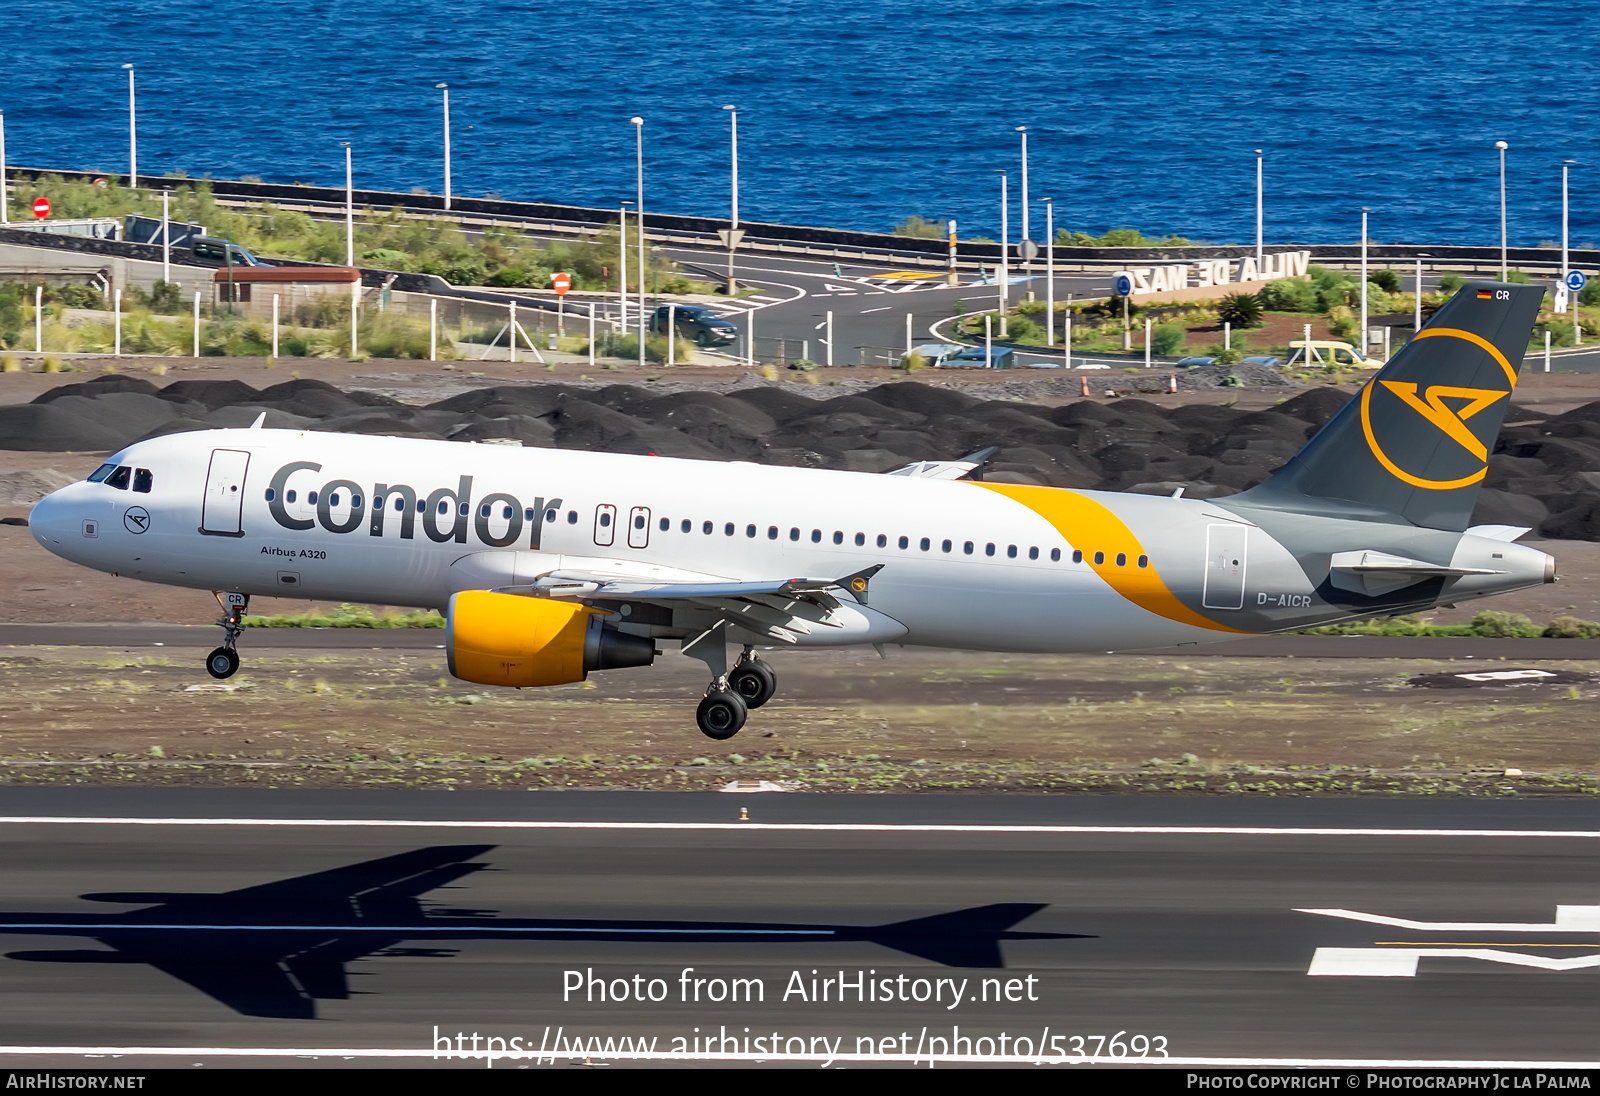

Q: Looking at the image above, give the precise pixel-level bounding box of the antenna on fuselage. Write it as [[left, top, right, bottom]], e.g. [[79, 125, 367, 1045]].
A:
[[248, 412, 266, 430]]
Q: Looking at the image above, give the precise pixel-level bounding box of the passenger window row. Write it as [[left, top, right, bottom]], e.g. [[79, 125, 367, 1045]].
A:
[[88, 464, 153, 493], [611, 511, 1151, 567]]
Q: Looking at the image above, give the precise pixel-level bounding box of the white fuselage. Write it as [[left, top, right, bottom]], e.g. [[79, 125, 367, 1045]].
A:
[[28, 428, 1554, 655]]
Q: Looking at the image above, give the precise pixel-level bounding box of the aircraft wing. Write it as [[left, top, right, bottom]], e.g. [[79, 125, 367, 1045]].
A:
[[524, 566, 887, 645], [191, 844, 497, 922], [884, 446, 999, 481]]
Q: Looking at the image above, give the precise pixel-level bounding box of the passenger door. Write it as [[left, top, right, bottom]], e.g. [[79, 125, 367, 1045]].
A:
[[200, 449, 250, 537], [1201, 523, 1248, 610], [593, 504, 617, 547], [627, 506, 651, 549]]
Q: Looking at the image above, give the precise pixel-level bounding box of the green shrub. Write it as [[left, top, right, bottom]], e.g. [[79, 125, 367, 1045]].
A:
[[1151, 323, 1185, 355], [1504, 270, 1532, 284], [1580, 280, 1600, 307], [1368, 269, 1402, 293], [1212, 346, 1243, 365], [1003, 315, 1041, 343], [1216, 292, 1264, 327], [1326, 306, 1358, 339], [128, 280, 185, 315], [892, 215, 944, 239], [612, 333, 672, 363], [1259, 278, 1318, 312], [1544, 615, 1600, 638], [1469, 610, 1537, 638], [1439, 272, 1464, 291]]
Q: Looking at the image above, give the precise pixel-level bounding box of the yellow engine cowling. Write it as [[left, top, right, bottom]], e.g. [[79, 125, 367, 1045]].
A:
[[446, 591, 655, 688]]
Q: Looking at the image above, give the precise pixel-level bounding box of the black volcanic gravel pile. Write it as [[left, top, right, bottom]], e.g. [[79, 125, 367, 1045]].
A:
[[6, 375, 1598, 540]]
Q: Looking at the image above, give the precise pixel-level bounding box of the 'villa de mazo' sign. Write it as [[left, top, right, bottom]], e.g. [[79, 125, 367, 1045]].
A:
[[1113, 251, 1311, 297]]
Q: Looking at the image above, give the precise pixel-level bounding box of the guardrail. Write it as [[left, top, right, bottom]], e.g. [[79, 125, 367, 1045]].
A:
[[13, 165, 1600, 274]]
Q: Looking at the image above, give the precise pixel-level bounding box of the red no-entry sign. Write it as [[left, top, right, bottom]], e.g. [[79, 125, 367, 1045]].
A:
[[31, 197, 50, 219], [551, 272, 571, 296]]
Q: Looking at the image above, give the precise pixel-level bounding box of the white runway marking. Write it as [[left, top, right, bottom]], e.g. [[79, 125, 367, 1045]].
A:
[[1309, 946, 1600, 976], [0, 1046, 1595, 1067], [1301, 906, 1600, 932], [0, 817, 1594, 838], [0, 923, 835, 935]]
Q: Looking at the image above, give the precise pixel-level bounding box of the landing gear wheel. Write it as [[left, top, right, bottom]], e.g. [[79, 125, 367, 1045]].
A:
[[205, 646, 240, 680], [729, 661, 777, 709], [696, 690, 747, 740]]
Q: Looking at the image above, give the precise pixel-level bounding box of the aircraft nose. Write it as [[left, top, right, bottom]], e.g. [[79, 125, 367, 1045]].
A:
[[29, 483, 96, 556]]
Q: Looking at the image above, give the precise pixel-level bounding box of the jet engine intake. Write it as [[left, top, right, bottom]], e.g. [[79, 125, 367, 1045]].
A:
[[447, 590, 654, 687]]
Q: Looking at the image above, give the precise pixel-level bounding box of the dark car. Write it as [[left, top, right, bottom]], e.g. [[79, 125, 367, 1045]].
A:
[[190, 237, 271, 267], [649, 304, 738, 348]]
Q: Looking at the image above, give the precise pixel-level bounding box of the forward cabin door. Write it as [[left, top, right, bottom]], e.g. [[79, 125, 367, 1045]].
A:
[[200, 449, 250, 537], [1201, 523, 1248, 610]]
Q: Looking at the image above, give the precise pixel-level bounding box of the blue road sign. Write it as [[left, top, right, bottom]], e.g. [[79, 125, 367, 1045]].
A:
[[1112, 272, 1134, 297], [1566, 270, 1587, 292]]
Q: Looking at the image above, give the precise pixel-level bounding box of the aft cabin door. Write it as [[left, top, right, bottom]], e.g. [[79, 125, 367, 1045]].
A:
[[1201, 523, 1248, 610], [593, 504, 617, 547], [200, 449, 250, 537], [627, 506, 651, 549]]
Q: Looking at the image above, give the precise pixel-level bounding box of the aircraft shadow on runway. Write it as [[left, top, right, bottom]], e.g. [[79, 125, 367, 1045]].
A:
[[0, 844, 1084, 1019]]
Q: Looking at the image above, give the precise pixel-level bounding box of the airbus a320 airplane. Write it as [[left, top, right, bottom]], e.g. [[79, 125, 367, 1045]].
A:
[[29, 282, 1554, 740]]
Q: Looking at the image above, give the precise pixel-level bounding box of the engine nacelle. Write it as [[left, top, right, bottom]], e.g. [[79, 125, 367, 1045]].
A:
[[447, 590, 655, 688]]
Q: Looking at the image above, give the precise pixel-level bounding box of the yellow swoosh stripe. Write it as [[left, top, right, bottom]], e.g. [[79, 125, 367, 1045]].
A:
[[976, 482, 1246, 633]]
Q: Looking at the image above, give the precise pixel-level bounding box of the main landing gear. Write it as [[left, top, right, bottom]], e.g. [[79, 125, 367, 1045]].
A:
[[206, 592, 249, 680], [690, 641, 779, 740]]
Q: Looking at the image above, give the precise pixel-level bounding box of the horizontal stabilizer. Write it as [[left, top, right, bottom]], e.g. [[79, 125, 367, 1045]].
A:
[[1464, 524, 1532, 542], [1329, 549, 1504, 596]]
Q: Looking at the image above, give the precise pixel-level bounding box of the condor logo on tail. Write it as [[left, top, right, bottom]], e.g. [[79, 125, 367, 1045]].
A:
[[1359, 326, 1517, 491]]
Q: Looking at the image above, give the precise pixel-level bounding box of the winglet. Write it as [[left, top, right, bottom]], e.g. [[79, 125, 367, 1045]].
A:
[[249, 412, 267, 430], [837, 564, 884, 605], [957, 446, 1000, 481]]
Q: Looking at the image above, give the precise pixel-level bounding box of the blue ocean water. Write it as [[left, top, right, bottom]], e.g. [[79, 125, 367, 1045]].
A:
[[2, 0, 1597, 248]]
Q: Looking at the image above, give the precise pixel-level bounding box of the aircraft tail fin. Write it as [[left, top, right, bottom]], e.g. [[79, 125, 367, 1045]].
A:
[[1230, 281, 1544, 531]]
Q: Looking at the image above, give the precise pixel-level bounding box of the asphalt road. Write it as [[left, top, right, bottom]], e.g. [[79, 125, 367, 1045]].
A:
[[0, 789, 1597, 1068]]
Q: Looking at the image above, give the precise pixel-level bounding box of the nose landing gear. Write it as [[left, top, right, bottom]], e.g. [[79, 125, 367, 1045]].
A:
[[206, 591, 248, 680]]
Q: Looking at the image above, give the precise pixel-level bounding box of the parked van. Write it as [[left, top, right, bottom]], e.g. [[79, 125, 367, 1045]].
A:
[[190, 237, 269, 267], [1286, 340, 1383, 368]]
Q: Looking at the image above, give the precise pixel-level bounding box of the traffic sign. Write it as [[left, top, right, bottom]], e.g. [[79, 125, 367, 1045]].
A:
[[31, 197, 50, 219], [1566, 270, 1587, 292], [1112, 271, 1134, 297], [551, 272, 571, 296], [1018, 239, 1039, 261], [717, 228, 745, 248]]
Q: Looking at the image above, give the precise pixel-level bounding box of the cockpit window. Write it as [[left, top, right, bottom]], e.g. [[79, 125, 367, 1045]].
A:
[[132, 468, 153, 494], [104, 466, 132, 491], [87, 463, 116, 483]]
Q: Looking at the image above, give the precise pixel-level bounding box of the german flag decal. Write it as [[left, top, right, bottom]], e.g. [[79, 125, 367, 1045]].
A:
[[1477, 290, 1494, 299]]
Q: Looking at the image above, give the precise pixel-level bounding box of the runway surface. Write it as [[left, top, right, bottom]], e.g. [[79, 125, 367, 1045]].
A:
[[0, 788, 1596, 1067], [4, 623, 1599, 661]]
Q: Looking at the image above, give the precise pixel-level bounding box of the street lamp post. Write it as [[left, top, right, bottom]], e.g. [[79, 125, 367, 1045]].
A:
[[724, 104, 739, 295], [995, 170, 1008, 337], [1041, 197, 1054, 346], [122, 64, 137, 189], [341, 142, 354, 265], [1495, 140, 1509, 280], [619, 199, 632, 332], [1360, 208, 1369, 358], [1254, 148, 1263, 271], [436, 83, 451, 211], [1561, 158, 1574, 305], [631, 116, 645, 366], [1414, 254, 1427, 337], [1016, 126, 1031, 299], [161, 188, 171, 283]]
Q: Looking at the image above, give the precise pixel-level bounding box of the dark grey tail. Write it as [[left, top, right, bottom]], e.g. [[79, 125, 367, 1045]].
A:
[[1231, 280, 1545, 530]]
